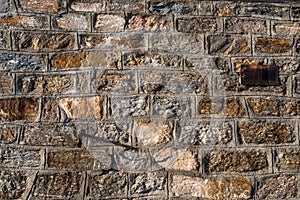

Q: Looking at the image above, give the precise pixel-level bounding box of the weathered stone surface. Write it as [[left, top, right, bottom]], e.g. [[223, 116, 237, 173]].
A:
[[0, 98, 39, 121], [0, 73, 13, 94], [226, 97, 246, 117], [87, 170, 127, 198], [130, 172, 167, 196], [176, 18, 216, 33], [54, 13, 88, 30], [41, 97, 58, 121], [237, 3, 290, 19], [133, 120, 172, 148], [0, 31, 9, 49], [19, 0, 61, 13], [247, 97, 279, 116], [255, 37, 292, 54], [279, 100, 300, 117], [296, 76, 300, 94], [238, 121, 295, 144], [0, 125, 18, 144], [269, 57, 300, 73], [0, 15, 49, 29], [47, 149, 94, 170], [177, 121, 232, 146], [0, 147, 42, 168], [0, 53, 46, 71], [149, 33, 203, 54], [59, 96, 104, 120], [256, 175, 298, 199], [0, 171, 27, 199], [292, 7, 300, 19], [215, 1, 236, 15], [205, 150, 268, 173], [0, 0, 9, 13], [171, 175, 252, 199], [148, 0, 198, 15], [51, 51, 120, 69], [95, 14, 125, 32], [152, 148, 198, 171], [107, 0, 144, 13], [14, 32, 75, 51], [225, 18, 267, 34], [22, 123, 80, 147], [110, 96, 149, 119], [297, 38, 300, 53], [128, 15, 171, 31], [209, 35, 250, 55], [33, 172, 82, 199], [92, 70, 136, 94], [275, 148, 300, 171], [17, 74, 75, 94], [274, 22, 300, 36], [80, 33, 145, 50], [70, 0, 105, 12]]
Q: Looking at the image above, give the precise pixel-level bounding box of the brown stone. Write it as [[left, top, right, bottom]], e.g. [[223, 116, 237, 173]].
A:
[[238, 121, 295, 144], [199, 97, 224, 115], [70, 0, 105, 12], [42, 98, 58, 120], [205, 150, 268, 173], [226, 97, 246, 117], [128, 15, 172, 31], [0, 171, 27, 199], [247, 97, 279, 116], [0, 30, 9, 49], [19, 0, 60, 13], [255, 37, 292, 54], [209, 35, 250, 55], [54, 13, 88, 30], [274, 22, 300, 35], [225, 18, 267, 34], [14, 32, 75, 51], [47, 149, 94, 170], [276, 148, 300, 171], [95, 15, 125, 32], [176, 18, 216, 33], [0, 98, 39, 121], [107, 0, 144, 13], [279, 100, 300, 117], [59, 96, 104, 120], [0, 15, 49, 29], [0, 125, 19, 144], [171, 175, 252, 199]]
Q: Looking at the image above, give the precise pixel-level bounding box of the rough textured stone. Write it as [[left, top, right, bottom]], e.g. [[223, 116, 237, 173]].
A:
[[279, 100, 300, 117], [54, 13, 88, 30], [247, 97, 279, 116], [0, 171, 27, 199], [107, 0, 144, 13], [171, 175, 252, 199], [0, 15, 49, 29], [128, 15, 172, 31], [70, 0, 105, 12], [269, 57, 300, 73], [59, 96, 104, 120], [33, 172, 82, 199], [0, 73, 13, 94], [149, 33, 203, 54], [274, 22, 300, 36], [238, 121, 295, 144], [225, 18, 267, 34], [152, 148, 198, 171], [47, 149, 94, 170], [297, 38, 300, 53], [209, 35, 250, 55], [275, 148, 300, 171], [255, 37, 292, 54], [0, 98, 39, 121], [226, 97, 246, 117], [292, 7, 300, 19], [148, 0, 198, 15], [14, 32, 75, 51], [0, 53, 46, 71], [205, 150, 268, 173], [0, 125, 18, 144], [176, 18, 216, 33], [256, 175, 298, 199], [130, 172, 167, 196], [0, 147, 42, 168], [0, 31, 9, 49], [177, 121, 232, 146], [80, 33, 145, 50], [133, 120, 172, 148], [95, 15, 125, 32], [19, 0, 61, 13], [22, 123, 80, 147], [87, 170, 127, 198], [41, 97, 58, 121], [0, 0, 9, 13]]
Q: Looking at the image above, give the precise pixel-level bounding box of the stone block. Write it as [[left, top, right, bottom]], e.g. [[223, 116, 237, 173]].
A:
[[0, 0, 9, 13], [0, 53, 46, 71], [53, 13, 88, 31], [247, 97, 279, 116], [148, 0, 198, 15], [41, 97, 58, 121], [255, 37, 292, 54], [226, 97, 246, 117], [107, 0, 145, 13], [0, 31, 10, 49], [0, 170, 27, 199], [291, 6, 300, 19], [209, 35, 250, 55], [225, 18, 267, 34], [94, 14, 125, 32], [18, 0, 63, 13], [273, 22, 300, 36], [275, 148, 300, 171], [128, 15, 172, 31], [176, 17, 216, 33], [0, 73, 13, 95], [0, 15, 49, 29], [0, 125, 19, 144], [70, 0, 105, 12]]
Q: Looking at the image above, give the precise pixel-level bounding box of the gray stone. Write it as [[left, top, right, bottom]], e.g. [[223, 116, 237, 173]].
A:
[[0, 170, 27, 199], [0, 0, 9, 12], [0, 53, 46, 71], [0, 31, 9, 49]]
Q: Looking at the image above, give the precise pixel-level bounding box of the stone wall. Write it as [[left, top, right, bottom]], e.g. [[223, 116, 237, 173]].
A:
[[0, 0, 299, 199]]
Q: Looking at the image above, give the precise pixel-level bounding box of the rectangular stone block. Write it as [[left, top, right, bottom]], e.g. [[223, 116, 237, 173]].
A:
[[79, 33, 145, 50], [13, 31, 75, 51], [225, 18, 267, 34], [149, 33, 203, 54], [247, 97, 279, 116], [18, 0, 63, 13], [127, 15, 172, 31], [0, 147, 42, 168], [107, 0, 144, 13], [53, 13, 89, 31], [0, 15, 49, 29], [0, 170, 27, 199], [70, 0, 105, 12], [148, 0, 198, 15], [171, 175, 252, 199], [238, 120, 295, 144], [41, 97, 58, 121], [176, 17, 217, 33], [22, 123, 80, 147], [291, 6, 300, 19], [0, 125, 19, 144], [275, 148, 300, 172], [94, 14, 125, 32], [267, 57, 299, 73], [0, 31, 10, 49], [33, 172, 83, 199], [0, 53, 46, 71], [0, 98, 40, 121], [47, 149, 94, 170], [209, 35, 250, 55], [0, 0, 9, 13], [204, 149, 269, 173], [255, 37, 292, 54], [273, 22, 300, 36], [0, 73, 13, 95]]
